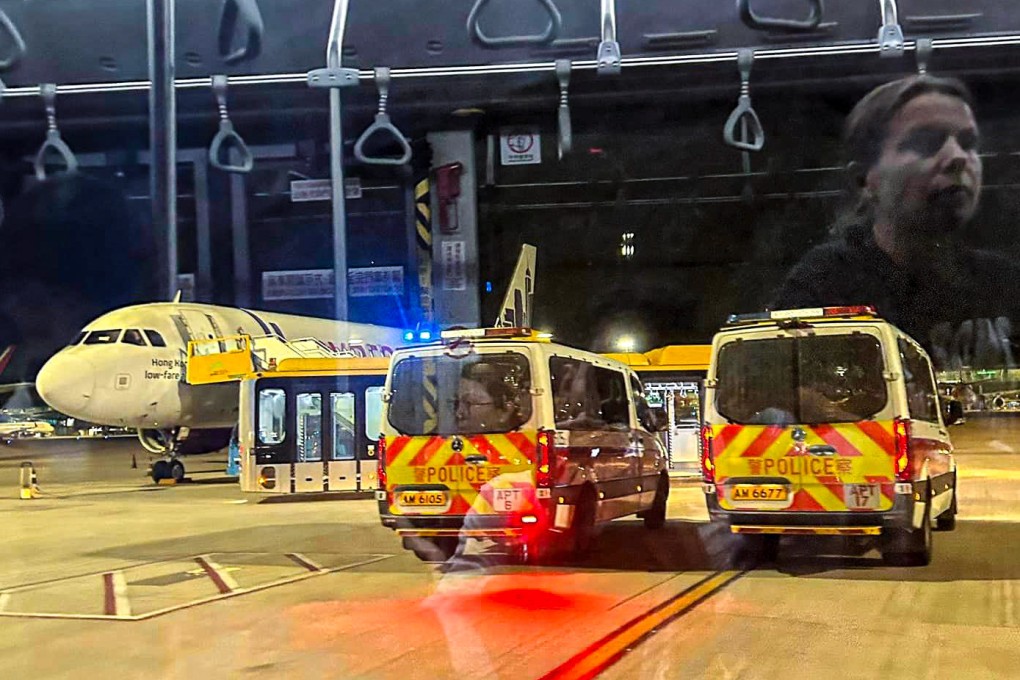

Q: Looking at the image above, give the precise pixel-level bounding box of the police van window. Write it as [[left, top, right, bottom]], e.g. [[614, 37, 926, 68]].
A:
[[120, 329, 146, 346], [83, 329, 121, 345], [365, 386, 385, 442], [296, 393, 323, 462], [630, 376, 652, 429], [717, 335, 887, 425], [550, 357, 601, 429], [258, 388, 286, 445], [389, 353, 532, 435], [899, 340, 939, 422], [144, 330, 167, 347], [596, 368, 631, 430], [331, 392, 355, 461]]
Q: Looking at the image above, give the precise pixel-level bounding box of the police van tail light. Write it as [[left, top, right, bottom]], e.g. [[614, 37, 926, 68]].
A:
[[536, 429, 556, 488], [699, 425, 715, 484], [377, 435, 388, 490], [893, 417, 912, 482]]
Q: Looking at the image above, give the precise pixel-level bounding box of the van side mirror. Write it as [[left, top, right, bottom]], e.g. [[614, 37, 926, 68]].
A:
[[644, 406, 669, 432], [942, 398, 964, 426]]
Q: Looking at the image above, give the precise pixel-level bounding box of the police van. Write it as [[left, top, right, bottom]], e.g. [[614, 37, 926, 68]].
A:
[[376, 327, 671, 563], [700, 306, 960, 566]]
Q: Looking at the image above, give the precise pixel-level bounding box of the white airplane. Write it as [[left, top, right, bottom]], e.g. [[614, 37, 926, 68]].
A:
[[35, 299, 414, 480]]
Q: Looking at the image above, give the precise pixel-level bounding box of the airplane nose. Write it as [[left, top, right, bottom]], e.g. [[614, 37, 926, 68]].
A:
[[36, 352, 95, 418]]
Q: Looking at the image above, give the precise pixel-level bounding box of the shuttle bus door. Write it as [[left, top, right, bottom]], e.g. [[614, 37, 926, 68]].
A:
[[292, 390, 326, 492], [326, 390, 359, 492]]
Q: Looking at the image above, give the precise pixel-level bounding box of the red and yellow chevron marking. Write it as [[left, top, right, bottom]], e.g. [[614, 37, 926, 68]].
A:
[[712, 421, 896, 512], [384, 431, 538, 517]]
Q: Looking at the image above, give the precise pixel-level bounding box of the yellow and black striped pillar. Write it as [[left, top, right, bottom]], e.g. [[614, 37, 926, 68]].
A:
[[414, 177, 438, 433]]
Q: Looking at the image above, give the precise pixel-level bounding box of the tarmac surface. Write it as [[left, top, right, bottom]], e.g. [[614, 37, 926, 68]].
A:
[[0, 417, 1018, 678]]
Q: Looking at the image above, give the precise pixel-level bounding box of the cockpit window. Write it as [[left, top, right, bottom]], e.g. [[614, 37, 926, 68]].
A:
[[144, 330, 167, 348], [68, 332, 86, 347], [121, 329, 147, 346], [83, 330, 122, 345]]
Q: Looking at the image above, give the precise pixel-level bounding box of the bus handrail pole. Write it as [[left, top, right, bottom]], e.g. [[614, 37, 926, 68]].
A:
[[327, 0, 351, 320]]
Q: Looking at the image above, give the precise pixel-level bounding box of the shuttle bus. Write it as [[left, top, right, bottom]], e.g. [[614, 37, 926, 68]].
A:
[[187, 334, 389, 495]]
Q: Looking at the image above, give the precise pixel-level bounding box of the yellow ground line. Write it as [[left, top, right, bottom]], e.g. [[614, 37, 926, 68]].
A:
[[540, 570, 743, 680]]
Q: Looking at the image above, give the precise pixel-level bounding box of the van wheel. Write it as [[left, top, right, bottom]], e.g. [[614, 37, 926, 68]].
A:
[[643, 475, 669, 530], [406, 537, 459, 563], [511, 539, 543, 565], [936, 476, 957, 532], [882, 490, 932, 567], [572, 491, 598, 556]]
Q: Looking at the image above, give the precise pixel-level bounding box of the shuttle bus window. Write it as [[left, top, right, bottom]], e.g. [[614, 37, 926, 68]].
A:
[[331, 392, 356, 461], [144, 330, 167, 347], [258, 388, 286, 445], [297, 392, 323, 462], [365, 386, 385, 442], [83, 329, 122, 345], [121, 329, 146, 346]]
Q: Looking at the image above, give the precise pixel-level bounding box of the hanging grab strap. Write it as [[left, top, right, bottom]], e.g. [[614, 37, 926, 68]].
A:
[[556, 59, 572, 159], [218, 0, 264, 65], [915, 37, 933, 74], [33, 84, 78, 181], [209, 75, 254, 173], [723, 50, 764, 152], [877, 0, 905, 58], [467, 0, 562, 48], [737, 0, 823, 33], [353, 67, 412, 166], [0, 8, 26, 71]]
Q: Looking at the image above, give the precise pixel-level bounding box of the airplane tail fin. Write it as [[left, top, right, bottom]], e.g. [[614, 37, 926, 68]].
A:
[[494, 244, 536, 328]]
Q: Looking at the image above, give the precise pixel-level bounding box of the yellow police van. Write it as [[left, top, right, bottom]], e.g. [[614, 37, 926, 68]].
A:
[[376, 327, 671, 563], [700, 306, 960, 566]]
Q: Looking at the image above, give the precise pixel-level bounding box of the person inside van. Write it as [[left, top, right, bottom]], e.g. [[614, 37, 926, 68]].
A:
[[772, 74, 1020, 370], [455, 364, 523, 433]]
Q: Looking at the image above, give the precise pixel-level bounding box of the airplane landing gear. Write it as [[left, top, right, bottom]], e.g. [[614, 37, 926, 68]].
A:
[[150, 457, 186, 483]]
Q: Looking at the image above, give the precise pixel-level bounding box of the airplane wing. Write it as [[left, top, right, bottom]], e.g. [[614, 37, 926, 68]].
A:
[[494, 244, 536, 329]]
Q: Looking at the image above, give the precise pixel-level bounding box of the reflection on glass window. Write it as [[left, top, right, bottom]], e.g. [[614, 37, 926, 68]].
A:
[[297, 392, 322, 462], [365, 386, 384, 442], [389, 352, 532, 435], [331, 392, 355, 461], [121, 329, 146, 346], [144, 330, 167, 347], [83, 329, 121, 345], [716, 335, 887, 425], [258, 388, 286, 445]]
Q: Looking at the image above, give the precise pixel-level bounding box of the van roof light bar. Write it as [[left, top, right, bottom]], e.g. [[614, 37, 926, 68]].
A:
[[726, 306, 877, 325]]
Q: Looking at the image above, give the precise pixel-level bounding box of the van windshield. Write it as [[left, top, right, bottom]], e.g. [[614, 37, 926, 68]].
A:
[[715, 334, 887, 426], [388, 351, 532, 436]]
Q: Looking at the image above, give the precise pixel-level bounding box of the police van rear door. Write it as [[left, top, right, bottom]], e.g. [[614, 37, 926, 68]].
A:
[[711, 324, 897, 513], [382, 344, 539, 518]]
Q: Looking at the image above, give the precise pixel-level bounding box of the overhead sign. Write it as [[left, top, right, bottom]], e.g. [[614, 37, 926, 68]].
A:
[[290, 178, 362, 202], [441, 241, 467, 291], [348, 266, 404, 298], [500, 128, 541, 166], [262, 269, 333, 300], [263, 267, 405, 300]]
